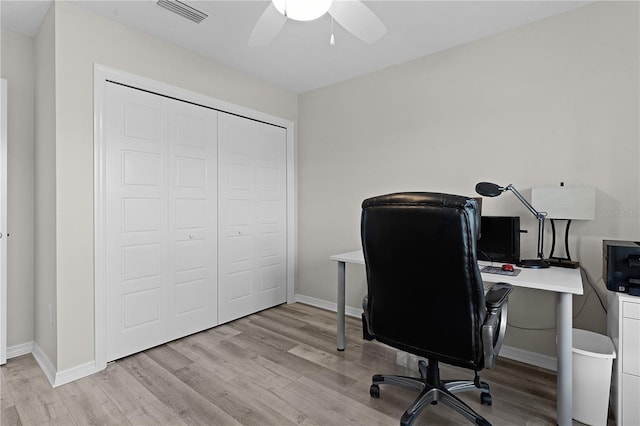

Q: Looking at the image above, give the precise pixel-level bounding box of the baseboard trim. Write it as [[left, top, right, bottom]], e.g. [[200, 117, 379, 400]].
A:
[[54, 360, 98, 387], [293, 294, 558, 372], [499, 345, 557, 372], [30, 342, 100, 387], [294, 294, 363, 318], [31, 342, 56, 386], [7, 341, 34, 359]]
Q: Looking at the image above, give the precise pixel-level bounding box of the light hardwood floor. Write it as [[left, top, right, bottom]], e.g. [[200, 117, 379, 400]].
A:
[[1, 303, 610, 425]]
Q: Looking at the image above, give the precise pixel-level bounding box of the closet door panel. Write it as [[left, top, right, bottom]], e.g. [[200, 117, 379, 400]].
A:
[[218, 113, 287, 324], [106, 84, 169, 361], [167, 100, 218, 337], [105, 83, 217, 362]]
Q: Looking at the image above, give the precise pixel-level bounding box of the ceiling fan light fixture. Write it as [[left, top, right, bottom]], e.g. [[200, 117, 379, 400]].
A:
[[272, 0, 333, 22]]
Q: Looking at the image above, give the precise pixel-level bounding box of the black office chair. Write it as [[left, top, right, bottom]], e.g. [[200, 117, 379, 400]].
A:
[[361, 192, 513, 426]]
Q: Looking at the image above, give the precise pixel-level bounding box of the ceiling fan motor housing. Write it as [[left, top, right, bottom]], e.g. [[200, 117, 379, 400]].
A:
[[272, 0, 333, 21]]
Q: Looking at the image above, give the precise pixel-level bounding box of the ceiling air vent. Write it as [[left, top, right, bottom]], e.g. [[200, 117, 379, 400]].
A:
[[157, 0, 208, 24]]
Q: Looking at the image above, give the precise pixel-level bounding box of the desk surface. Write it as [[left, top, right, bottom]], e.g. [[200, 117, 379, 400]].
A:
[[330, 249, 583, 295]]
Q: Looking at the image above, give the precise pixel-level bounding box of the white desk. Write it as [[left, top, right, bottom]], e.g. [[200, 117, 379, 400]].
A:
[[330, 249, 583, 426]]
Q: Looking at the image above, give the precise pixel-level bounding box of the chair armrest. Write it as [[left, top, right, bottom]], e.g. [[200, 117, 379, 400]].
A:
[[362, 296, 374, 340], [485, 282, 513, 310], [482, 282, 513, 369]]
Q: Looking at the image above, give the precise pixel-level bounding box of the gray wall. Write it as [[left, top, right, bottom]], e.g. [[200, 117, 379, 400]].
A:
[[0, 30, 35, 350], [2, 1, 298, 372], [2, 0, 638, 371], [51, 1, 298, 371], [297, 1, 639, 357], [33, 3, 58, 366]]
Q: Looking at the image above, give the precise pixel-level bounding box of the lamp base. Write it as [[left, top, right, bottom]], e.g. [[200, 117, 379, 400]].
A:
[[517, 258, 550, 269], [547, 257, 580, 269]]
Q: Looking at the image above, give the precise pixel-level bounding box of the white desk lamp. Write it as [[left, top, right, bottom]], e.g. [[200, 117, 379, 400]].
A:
[[531, 184, 596, 269]]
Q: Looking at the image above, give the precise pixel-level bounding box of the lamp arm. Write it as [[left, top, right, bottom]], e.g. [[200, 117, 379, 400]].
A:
[[505, 184, 547, 260], [475, 181, 550, 265], [505, 184, 546, 220]]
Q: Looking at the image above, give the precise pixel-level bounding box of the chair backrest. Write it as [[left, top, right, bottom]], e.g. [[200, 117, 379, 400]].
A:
[[361, 192, 487, 371]]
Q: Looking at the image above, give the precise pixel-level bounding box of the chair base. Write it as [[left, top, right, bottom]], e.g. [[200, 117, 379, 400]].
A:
[[370, 359, 492, 426]]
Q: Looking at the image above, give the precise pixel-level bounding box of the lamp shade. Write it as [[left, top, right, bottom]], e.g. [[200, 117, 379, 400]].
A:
[[531, 186, 596, 220]]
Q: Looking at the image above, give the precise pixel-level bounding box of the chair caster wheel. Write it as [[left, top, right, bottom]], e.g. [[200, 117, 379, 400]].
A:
[[480, 392, 492, 406], [370, 384, 380, 398]]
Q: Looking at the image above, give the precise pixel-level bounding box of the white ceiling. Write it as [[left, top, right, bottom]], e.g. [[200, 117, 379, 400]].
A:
[[1, 0, 593, 93]]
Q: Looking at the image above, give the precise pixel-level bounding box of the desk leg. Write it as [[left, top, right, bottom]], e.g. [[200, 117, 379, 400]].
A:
[[557, 292, 573, 426], [337, 261, 346, 351]]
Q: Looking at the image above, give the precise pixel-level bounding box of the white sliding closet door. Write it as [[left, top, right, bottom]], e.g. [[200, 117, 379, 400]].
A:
[[105, 83, 218, 361], [218, 112, 287, 324]]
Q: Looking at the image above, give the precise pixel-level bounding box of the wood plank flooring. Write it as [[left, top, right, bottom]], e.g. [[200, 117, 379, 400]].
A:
[[1, 303, 611, 425]]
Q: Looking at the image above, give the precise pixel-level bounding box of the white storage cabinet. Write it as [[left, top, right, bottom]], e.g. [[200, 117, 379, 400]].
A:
[[607, 292, 640, 426]]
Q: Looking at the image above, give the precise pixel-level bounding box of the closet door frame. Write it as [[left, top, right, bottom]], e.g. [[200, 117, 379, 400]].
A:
[[93, 65, 295, 372]]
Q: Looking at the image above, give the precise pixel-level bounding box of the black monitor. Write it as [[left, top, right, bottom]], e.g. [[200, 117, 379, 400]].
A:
[[476, 216, 520, 264]]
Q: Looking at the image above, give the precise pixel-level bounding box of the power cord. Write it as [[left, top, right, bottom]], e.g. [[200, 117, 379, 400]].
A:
[[506, 267, 606, 331], [478, 251, 607, 331], [578, 266, 607, 314], [506, 322, 555, 331]]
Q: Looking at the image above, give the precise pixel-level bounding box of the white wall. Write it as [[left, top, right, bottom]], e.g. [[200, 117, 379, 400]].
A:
[[297, 1, 639, 357], [3, 0, 638, 373], [0, 30, 36, 350], [34, 5, 58, 365], [49, 1, 298, 371]]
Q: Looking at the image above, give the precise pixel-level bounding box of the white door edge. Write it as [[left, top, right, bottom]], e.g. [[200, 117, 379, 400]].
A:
[[1, 78, 7, 365], [93, 64, 295, 371]]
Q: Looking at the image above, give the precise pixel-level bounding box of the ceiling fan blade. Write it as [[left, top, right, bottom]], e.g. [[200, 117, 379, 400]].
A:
[[329, 0, 387, 44], [249, 3, 287, 47]]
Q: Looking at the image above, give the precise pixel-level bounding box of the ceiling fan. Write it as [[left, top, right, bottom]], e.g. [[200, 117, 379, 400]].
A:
[[249, 0, 387, 47]]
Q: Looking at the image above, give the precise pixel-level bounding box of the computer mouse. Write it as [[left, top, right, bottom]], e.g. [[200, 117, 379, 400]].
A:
[[501, 264, 514, 272]]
